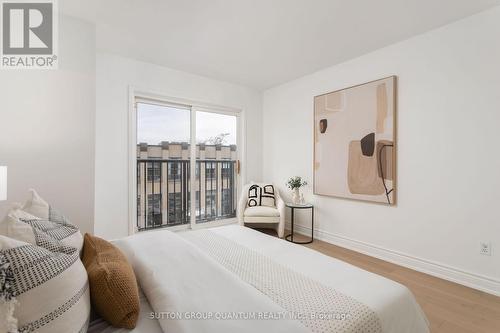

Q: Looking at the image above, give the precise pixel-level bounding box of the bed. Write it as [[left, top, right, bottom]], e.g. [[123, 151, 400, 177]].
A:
[[104, 224, 428, 333]]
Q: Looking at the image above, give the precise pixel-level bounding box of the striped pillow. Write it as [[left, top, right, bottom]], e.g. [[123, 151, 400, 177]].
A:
[[0, 235, 90, 333], [19, 218, 83, 253]]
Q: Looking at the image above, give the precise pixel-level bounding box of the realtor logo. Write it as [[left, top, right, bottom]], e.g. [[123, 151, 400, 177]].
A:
[[1, 0, 58, 69]]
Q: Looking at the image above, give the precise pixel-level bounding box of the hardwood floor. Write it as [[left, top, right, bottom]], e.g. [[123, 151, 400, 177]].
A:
[[257, 229, 500, 333]]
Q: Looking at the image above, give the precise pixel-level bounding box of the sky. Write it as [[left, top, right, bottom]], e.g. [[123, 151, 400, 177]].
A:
[[137, 103, 237, 145]]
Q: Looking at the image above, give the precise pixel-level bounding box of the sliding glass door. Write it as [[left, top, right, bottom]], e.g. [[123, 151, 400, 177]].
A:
[[194, 110, 238, 225], [135, 99, 239, 231]]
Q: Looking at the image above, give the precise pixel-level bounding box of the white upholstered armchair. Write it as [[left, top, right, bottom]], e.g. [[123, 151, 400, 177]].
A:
[[237, 183, 286, 238]]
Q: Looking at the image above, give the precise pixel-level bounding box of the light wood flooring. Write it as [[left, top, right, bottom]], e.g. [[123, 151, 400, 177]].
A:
[[257, 229, 500, 333]]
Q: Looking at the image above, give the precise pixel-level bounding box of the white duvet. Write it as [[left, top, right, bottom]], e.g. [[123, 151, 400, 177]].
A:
[[114, 225, 429, 333]]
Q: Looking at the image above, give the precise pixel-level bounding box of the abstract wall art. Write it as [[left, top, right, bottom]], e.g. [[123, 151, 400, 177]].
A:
[[313, 76, 396, 205]]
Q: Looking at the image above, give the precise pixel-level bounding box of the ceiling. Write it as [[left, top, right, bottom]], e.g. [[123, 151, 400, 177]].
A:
[[61, 0, 500, 90]]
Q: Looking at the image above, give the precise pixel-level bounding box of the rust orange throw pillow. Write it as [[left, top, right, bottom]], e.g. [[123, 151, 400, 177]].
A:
[[82, 233, 140, 328]]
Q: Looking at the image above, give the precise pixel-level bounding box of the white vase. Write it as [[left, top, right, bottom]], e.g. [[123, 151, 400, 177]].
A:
[[292, 188, 300, 204]]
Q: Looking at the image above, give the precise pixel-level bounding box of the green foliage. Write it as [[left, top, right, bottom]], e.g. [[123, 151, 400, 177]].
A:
[[286, 176, 308, 190]]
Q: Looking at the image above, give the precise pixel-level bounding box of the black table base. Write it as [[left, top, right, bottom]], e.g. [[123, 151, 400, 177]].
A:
[[284, 204, 314, 244]]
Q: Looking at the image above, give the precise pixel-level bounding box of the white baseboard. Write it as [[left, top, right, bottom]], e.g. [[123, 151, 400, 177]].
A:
[[286, 223, 500, 296]]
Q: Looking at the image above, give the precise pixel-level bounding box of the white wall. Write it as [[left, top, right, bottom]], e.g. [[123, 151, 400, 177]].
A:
[[0, 16, 96, 234], [95, 53, 263, 239], [263, 7, 500, 295]]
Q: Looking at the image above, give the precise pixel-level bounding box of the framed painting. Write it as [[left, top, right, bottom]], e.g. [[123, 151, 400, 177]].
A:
[[313, 76, 396, 205]]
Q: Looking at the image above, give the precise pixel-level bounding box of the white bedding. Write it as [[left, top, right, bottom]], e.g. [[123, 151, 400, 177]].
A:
[[113, 225, 429, 333]]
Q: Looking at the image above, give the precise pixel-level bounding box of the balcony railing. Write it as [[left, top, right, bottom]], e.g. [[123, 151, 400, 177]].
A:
[[137, 159, 237, 230]]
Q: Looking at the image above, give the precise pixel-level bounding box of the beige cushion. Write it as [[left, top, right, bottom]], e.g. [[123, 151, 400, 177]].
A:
[[82, 233, 140, 329], [244, 216, 281, 223], [244, 206, 280, 217]]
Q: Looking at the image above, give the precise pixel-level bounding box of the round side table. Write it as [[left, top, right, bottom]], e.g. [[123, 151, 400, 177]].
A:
[[285, 203, 314, 244]]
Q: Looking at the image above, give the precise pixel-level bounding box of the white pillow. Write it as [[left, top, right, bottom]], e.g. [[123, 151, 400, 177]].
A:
[[0, 235, 90, 333], [247, 184, 276, 207], [0, 208, 84, 253], [22, 189, 68, 224], [10, 189, 84, 252], [0, 206, 38, 245]]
